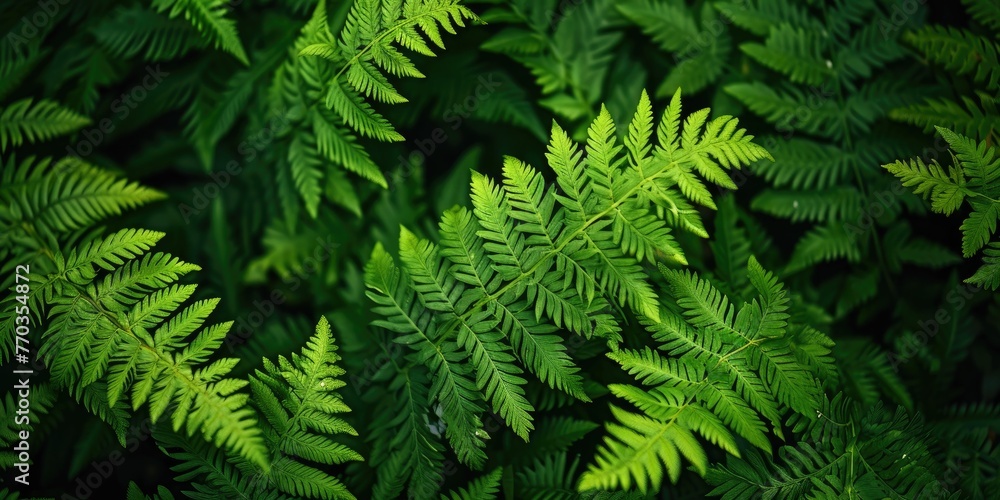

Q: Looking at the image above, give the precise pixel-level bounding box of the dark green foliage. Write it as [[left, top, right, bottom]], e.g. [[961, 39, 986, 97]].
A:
[[0, 0, 997, 498]]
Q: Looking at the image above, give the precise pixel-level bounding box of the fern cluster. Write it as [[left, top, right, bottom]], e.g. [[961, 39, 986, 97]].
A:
[[362, 88, 770, 494], [581, 256, 835, 492], [885, 0, 1000, 290]]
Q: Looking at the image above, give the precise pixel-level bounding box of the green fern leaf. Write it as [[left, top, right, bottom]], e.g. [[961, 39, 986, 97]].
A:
[[786, 224, 862, 273], [905, 26, 999, 88], [0, 98, 89, 152], [883, 157, 970, 216], [152, 0, 249, 64], [967, 241, 1000, 289]]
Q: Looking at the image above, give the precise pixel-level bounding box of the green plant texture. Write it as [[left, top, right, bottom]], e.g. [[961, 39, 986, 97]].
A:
[[0, 0, 998, 499]]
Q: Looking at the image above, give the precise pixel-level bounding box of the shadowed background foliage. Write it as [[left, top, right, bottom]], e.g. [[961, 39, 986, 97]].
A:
[[0, 0, 998, 498]]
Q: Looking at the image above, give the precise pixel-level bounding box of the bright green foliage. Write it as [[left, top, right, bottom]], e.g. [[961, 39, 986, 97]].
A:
[[363, 88, 770, 494], [0, 155, 165, 238], [579, 257, 834, 493], [302, 0, 476, 111], [157, 317, 362, 499], [707, 396, 943, 499], [885, 128, 1000, 288], [0, 157, 268, 469], [248, 316, 363, 499]]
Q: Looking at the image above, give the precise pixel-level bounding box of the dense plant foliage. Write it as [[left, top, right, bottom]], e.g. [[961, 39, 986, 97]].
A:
[[0, 0, 998, 498]]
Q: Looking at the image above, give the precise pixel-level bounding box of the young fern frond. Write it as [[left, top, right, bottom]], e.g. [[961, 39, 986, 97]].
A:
[[579, 256, 834, 493], [363, 89, 770, 494], [883, 156, 971, 217], [0, 98, 90, 152], [151, 0, 249, 64], [156, 317, 361, 499], [248, 316, 363, 499]]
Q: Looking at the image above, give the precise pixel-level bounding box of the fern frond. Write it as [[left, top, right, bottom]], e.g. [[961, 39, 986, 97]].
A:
[[94, 5, 207, 61], [751, 187, 862, 223], [581, 257, 832, 493], [725, 82, 845, 141], [905, 26, 999, 88], [441, 468, 503, 500], [365, 90, 771, 489], [151, 0, 249, 64], [715, 0, 821, 36], [617, 1, 731, 96], [883, 156, 970, 216], [967, 241, 1000, 290], [0, 46, 45, 102], [964, 0, 1000, 32], [707, 400, 942, 499], [0, 156, 165, 234], [2, 157, 268, 470], [890, 93, 1000, 140], [740, 25, 831, 86], [248, 316, 362, 499], [785, 224, 862, 274], [305, 0, 476, 112], [0, 98, 89, 152]]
